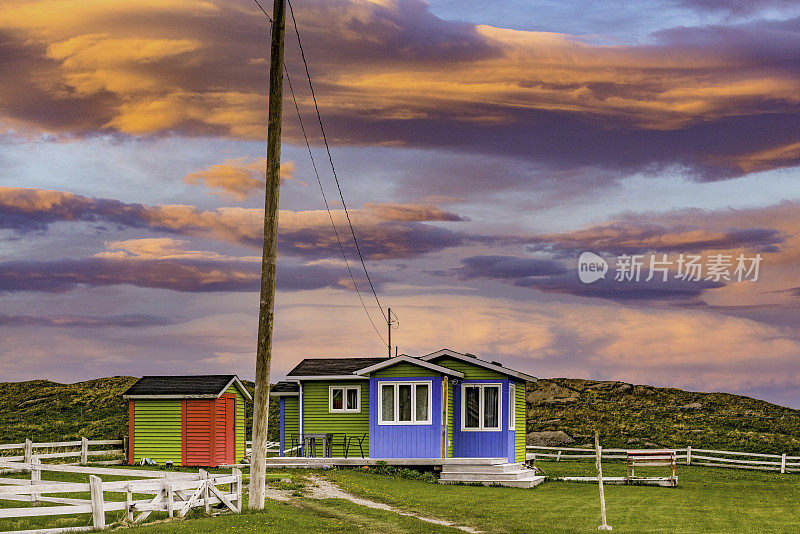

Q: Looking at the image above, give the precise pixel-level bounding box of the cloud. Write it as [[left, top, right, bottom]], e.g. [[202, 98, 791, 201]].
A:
[[0, 187, 474, 260], [184, 158, 298, 200], [0, 257, 369, 293], [0, 313, 172, 327], [0, 1, 798, 177], [673, 0, 798, 15], [96, 238, 260, 261]]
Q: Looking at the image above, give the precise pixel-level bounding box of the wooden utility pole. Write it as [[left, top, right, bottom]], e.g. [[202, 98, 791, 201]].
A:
[[387, 307, 392, 357], [249, 0, 286, 510]]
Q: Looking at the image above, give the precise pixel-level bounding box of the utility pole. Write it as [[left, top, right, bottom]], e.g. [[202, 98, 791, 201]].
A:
[[387, 307, 392, 357], [249, 0, 285, 510]]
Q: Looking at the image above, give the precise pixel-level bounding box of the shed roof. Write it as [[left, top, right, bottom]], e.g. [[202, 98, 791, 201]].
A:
[[286, 357, 388, 379], [353, 355, 464, 378], [270, 381, 300, 396], [123, 375, 252, 400]]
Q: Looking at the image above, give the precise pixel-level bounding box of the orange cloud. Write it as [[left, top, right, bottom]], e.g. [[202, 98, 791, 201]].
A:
[[184, 158, 298, 200]]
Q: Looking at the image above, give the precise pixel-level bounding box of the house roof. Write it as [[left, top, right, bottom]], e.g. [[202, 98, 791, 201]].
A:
[[353, 355, 464, 378], [123, 375, 252, 401], [420, 349, 538, 382], [286, 357, 388, 379], [269, 381, 300, 396]]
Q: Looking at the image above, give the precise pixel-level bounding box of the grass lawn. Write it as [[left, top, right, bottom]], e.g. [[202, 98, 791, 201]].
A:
[[2, 462, 799, 533], [323, 461, 800, 533]]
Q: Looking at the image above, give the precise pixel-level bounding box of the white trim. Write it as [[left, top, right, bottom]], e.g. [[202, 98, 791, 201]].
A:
[[353, 356, 464, 378], [285, 375, 370, 380], [509, 384, 516, 431], [328, 385, 361, 413], [221, 376, 254, 401], [460, 383, 503, 432], [378, 381, 433, 426], [420, 349, 537, 382]]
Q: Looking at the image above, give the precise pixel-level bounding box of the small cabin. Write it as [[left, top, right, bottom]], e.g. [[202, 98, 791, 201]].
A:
[[123, 375, 251, 467]]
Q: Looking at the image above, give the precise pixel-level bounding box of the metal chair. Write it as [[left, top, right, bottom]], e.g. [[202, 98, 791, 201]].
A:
[[346, 433, 367, 458]]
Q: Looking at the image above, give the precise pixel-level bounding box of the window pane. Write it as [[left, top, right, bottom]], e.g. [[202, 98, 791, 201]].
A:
[[398, 384, 412, 421], [465, 386, 480, 428], [346, 388, 358, 410], [381, 385, 394, 422], [415, 384, 429, 422], [332, 389, 343, 410], [484, 386, 499, 428]]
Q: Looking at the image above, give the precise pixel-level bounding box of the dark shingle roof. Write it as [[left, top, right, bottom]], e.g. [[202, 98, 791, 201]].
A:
[[287, 358, 389, 377], [271, 381, 300, 393], [123, 375, 239, 397]]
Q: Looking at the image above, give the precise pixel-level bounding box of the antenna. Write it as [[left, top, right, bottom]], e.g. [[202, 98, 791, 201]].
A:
[[387, 308, 398, 357]]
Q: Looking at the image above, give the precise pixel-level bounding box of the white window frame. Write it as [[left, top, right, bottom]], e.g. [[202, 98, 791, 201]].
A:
[[329, 385, 361, 413], [378, 381, 433, 425], [460, 383, 503, 432], [509, 384, 516, 430]]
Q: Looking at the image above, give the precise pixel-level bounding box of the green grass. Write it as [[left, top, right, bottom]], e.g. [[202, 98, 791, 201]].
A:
[[2, 464, 800, 533], [323, 462, 800, 533]]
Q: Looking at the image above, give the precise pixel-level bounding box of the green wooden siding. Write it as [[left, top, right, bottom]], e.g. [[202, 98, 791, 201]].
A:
[[284, 397, 299, 450], [515, 381, 526, 462], [371, 362, 440, 378], [133, 400, 182, 464], [446, 380, 453, 457], [302, 381, 369, 456], [226, 386, 246, 462], [430, 356, 505, 380]]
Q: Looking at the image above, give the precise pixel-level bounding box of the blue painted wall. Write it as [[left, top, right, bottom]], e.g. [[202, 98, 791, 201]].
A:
[[453, 379, 515, 460], [369, 376, 443, 458]]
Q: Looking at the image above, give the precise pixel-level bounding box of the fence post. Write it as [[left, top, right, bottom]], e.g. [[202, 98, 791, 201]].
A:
[[90, 475, 106, 529], [781, 453, 786, 474], [232, 467, 242, 512], [24, 438, 32, 464], [126, 483, 134, 522], [556, 450, 562, 462], [200, 469, 210, 514], [31, 456, 41, 504], [81, 436, 89, 465], [165, 479, 174, 518], [686, 446, 692, 466], [123, 436, 129, 459]]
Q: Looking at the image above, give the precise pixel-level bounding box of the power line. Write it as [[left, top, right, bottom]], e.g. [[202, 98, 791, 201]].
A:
[[285, 64, 387, 345], [286, 0, 388, 324], [250, 0, 388, 344]]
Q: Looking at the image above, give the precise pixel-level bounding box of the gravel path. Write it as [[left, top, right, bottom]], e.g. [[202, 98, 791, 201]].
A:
[[303, 475, 482, 533]]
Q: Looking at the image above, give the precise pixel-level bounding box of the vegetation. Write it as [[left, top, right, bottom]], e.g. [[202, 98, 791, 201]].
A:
[[2, 375, 798, 454], [0, 377, 278, 443], [528, 378, 800, 454]]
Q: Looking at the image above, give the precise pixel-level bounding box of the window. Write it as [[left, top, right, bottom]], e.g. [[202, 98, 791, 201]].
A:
[[509, 384, 516, 430], [329, 385, 360, 413], [379, 381, 432, 425], [461, 383, 502, 431]]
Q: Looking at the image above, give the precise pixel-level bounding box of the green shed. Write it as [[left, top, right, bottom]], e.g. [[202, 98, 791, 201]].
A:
[[123, 375, 251, 467]]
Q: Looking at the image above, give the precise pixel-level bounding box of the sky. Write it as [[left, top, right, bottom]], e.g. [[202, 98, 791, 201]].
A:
[[1, 0, 800, 406]]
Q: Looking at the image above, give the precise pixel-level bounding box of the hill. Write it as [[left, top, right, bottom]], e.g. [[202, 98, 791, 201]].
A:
[[527, 378, 800, 454], [0, 376, 797, 454]]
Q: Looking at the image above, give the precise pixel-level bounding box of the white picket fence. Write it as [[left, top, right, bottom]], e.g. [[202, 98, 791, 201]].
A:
[[526, 445, 800, 473], [0, 438, 126, 466], [0, 460, 242, 533]]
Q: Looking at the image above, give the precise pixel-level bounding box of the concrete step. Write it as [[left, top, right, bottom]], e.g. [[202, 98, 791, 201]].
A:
[[439, 470, 541, 482], [440, 463, 523, 474], [439, 475, 546, 488]]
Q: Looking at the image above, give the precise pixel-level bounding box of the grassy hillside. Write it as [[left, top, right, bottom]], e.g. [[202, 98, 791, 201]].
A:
[[0, 377, 278, 444], [1, 376, 797, 454], [528, 378, 800, 454]]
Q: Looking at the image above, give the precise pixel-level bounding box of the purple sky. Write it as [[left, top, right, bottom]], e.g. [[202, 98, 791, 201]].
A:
[[1, 0, 799, 407]]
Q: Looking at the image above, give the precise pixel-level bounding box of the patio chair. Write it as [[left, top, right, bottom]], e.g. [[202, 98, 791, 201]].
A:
[[346, 433, 367, 458]]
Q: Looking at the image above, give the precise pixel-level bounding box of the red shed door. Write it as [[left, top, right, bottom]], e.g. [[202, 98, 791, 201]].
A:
[[184, 400, 214, 466]]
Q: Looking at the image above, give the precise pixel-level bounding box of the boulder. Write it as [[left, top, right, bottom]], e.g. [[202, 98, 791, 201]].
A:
[[526, 430, 575, 447]]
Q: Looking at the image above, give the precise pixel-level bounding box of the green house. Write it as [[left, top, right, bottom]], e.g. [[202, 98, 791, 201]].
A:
[[123, 375, 252, 467], [270, 349, 536, 463]]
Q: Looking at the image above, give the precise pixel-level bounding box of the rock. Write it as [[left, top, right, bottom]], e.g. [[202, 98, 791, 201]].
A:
[[633, 385, 656, 396], [542, 418, 562, 425], [680, 402, 702, 410], [526, 430, 575, 447], [527, 381, 580, 405], [644, 441, 660, 448], [613, 383, 633, 393]]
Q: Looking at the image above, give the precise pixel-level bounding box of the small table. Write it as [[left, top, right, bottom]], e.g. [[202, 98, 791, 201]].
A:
[[303, 433, 334, 457]]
